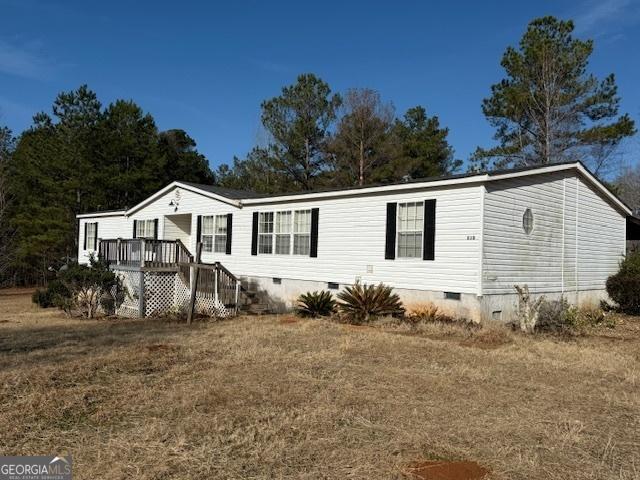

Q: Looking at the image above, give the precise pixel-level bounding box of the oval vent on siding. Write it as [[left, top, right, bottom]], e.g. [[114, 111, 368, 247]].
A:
[[522, 208, 534, 235]]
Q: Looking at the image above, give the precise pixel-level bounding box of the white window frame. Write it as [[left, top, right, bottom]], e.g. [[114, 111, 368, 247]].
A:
[[397, 202, 424, 259], [213, 215, 228, 253], [136, 219, 156, 239], [275, 211, 292, 255], [200, 215, 227, 253], [293, 209, 312, 256], [258, 212, 274, 254], [258, 209, 312, 255], [86, 222, 97, 251]]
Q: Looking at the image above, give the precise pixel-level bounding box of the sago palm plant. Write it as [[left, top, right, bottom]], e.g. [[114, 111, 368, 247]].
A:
[[337, 281, 404, 324], [296, 290, 336, 317]]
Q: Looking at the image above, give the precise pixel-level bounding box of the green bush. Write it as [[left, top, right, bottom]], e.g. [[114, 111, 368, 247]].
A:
[[337, 281, 404, 324], [56, 254, 124, 318], [296, 291, 336, 317], [606, 252, 640, 314], [32, 279, 71, 309], [536, 297, 575, 333]]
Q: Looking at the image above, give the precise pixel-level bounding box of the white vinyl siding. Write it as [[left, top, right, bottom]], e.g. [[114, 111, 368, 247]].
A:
[[124, 185, 482, 293], [482, 171, 626, 295], [397, 202, 423, 258], [78, 215, 128, 264]]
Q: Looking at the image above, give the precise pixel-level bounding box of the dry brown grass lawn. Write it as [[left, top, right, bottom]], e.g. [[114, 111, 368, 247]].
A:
[[0, 289, 639, 479]]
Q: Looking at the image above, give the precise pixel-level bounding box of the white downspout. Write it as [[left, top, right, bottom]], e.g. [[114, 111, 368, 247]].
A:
[[575, 179, 580, 302], [477, 184, 486, 297], [561, 177, 566, 295]]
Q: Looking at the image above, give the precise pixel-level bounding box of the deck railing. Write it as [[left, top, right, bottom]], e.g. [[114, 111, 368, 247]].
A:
[[98, 238, 194, 269], [194, 262, 240, 307], [98, 238, 240, 315]]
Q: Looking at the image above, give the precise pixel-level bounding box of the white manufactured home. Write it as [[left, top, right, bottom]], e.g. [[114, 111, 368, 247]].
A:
[[77, 162, 631, 321]]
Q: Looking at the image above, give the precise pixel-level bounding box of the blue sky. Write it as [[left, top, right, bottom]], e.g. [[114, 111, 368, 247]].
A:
[[1, 0, 639, 172]]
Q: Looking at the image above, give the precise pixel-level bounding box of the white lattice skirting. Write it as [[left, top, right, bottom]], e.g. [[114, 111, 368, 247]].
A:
[[112, 269, 233, 318]]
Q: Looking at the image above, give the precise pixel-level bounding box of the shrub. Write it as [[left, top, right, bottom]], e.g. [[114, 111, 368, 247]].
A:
[[606, 252, 640, 314], [337, 281, 404, 324], [296, 291, 336, 317], [57, 254, 124, 318], [536, 296, 575, 333], [32, 279, 71, 309], [536, 298, 609, 333], [406, 303, 452, 324]]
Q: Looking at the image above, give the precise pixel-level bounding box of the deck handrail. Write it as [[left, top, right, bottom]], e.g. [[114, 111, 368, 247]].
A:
[[98, 238, 195, 269]]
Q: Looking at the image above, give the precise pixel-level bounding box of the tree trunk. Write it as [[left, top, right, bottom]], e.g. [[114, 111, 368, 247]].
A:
[[359, 140, 364, 186]]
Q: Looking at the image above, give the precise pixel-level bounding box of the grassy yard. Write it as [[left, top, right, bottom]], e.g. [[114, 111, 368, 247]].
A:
[[0, 289, 639, 480]]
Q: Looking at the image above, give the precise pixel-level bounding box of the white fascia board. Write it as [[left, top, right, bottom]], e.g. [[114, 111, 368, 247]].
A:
[[575, 163, 632, 216], [125, 181, 242, 216], [240, 163, 583, 205], [76, 211, 126, 219], [241, 174, 490, 205]]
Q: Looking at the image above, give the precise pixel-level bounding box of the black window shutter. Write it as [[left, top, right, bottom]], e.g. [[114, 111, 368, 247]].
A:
[[94, 222, 99, 250], [385, 203, 397, 260], [153, 219, 158, 239], [310, 208, 319, 257], [225, 213, 233, 255], [251, 212, 259, 256], [196, 215, 202, 244], [133, 220, 137, 239], [83, 222, 88, 249], [423, 199, 436, 261]]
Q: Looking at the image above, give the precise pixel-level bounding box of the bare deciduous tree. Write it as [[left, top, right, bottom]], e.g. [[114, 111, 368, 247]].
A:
[[0, 126, 15, 280], [615, 163, 640, 215], [328, 88, 395, 186]]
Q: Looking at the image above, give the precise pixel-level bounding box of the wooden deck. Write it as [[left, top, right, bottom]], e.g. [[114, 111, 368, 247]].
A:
[[98, 238, 241, 316]]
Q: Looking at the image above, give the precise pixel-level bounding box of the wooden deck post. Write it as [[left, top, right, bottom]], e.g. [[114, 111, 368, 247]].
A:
[[138, 270, 145, 318], [139, 238, 146, 268], [116, 238, 122, 266], [187, 242, 203, 325]]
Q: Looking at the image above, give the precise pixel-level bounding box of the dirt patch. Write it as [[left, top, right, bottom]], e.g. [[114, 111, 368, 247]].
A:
[[404, 461, 490, 480], [279, 316, 299, 324]]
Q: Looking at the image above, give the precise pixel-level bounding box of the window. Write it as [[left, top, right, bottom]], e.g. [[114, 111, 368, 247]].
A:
[[201, 215, 229, 253], [275, 211, 291, 254], [86, 222, 97, 250], [136, 219, 156, 239], [397, 202, 424, 258], [257, 209, 312, 255], [201, 216, 214, 252], [293, 210, 311, 255], [258, 212, 274, 254], [522, 208, 534, 235], [213, 215, 228, 253]]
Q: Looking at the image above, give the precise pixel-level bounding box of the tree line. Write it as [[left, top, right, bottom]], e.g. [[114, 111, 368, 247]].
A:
[[0, 15, 637, 285]]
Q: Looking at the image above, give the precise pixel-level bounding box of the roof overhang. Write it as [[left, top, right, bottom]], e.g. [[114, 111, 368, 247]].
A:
[[242, 162, 631, 215], [125, 181, 242, 216], [76, 162, 632, 218], [77, 210, 126, 219]]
